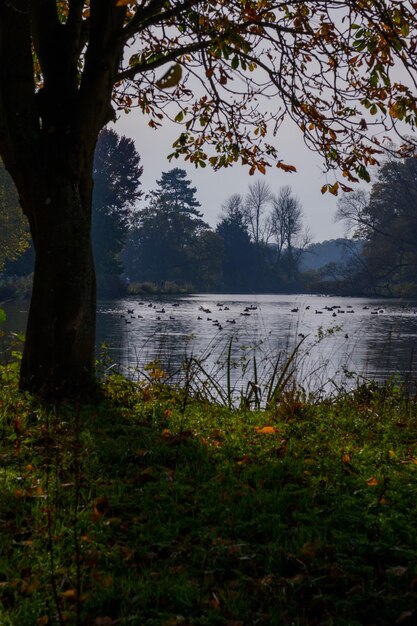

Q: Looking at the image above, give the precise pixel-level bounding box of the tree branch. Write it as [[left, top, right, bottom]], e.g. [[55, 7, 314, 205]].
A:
[[116, 40, 209, 81]]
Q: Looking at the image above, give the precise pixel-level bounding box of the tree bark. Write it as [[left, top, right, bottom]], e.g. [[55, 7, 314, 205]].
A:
[[18, 155, 97, 400]]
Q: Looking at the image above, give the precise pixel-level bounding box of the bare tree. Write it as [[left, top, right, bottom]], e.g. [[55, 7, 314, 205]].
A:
[[220, 194, 245, 220], [336, 189, 370, 238], [243, 180, 273, 245], [270, 186, 310, 279]]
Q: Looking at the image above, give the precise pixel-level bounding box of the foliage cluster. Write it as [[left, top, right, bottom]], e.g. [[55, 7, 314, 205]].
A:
[[316, 155, 417, 298], [1, 350, 417, 625], [122, 170, 311, 294]]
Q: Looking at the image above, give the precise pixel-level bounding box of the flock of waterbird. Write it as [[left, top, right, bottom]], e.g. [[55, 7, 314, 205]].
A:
[[119, 300, 261, 330], [290, 304, 387, 316], [118, 299, 409, 335]]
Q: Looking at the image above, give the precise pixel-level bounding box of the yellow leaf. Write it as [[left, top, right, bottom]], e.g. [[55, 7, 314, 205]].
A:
[[61, 589, 77, 600], [388, 450, 396, 459]]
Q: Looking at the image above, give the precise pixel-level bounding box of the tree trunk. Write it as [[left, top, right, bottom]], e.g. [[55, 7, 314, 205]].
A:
[[19, 160, 96, 400]]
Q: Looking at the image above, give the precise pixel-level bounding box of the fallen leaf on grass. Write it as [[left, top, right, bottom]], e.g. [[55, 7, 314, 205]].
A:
[[210, 592, 221, 609], [36, 617, 49, 625], [94, 615, 117, 626], [234, 454, 251, 465], [366, 476, 379, 486], [162, 429, 194, 445], [94, 616, 116, 625], [61, 589, 77, 600], [255, 426, 278, 434], [134, 466, 157, 484]]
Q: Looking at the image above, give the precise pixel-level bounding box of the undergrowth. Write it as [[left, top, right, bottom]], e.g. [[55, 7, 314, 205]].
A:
[[1, 358, 417, 625]]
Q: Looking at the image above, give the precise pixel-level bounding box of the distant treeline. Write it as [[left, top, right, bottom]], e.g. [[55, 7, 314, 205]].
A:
[[2, 129, 416, 299]]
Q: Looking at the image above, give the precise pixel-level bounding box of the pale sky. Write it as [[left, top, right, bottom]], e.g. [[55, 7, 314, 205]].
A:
[[115, 112, 348, 243]]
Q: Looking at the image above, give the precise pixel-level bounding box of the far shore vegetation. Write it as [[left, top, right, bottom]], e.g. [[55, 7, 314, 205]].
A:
[[3, 134, 417, 303]]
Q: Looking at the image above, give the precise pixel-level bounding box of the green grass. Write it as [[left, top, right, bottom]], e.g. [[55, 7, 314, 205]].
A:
[[1, 362, 417, 625]]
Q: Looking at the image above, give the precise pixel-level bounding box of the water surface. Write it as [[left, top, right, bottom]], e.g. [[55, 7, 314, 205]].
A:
[[4, 294, 417, 396]]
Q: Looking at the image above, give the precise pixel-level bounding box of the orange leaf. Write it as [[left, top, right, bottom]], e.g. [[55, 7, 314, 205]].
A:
[[94, 618, 115, 626], [36, 617, 49, 626], [366, 476, 379, 486], [277, 162, 297, 173], [255, 426, 278, 434], [342, 453, 351, 463], [61, 589, 77, 600], [91, 507, 101, 524]]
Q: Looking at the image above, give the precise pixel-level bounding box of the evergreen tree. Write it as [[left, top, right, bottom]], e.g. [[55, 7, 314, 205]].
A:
[[216, 196, 255, 291], [124, 169, 211, 286], [148, 168, 203, 218], [92, 128, 143, 277]]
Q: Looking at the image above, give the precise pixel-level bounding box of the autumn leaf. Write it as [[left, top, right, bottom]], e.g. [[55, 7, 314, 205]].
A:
[[61, 589, 77, 600], [91, 506, 101, 524], [276, 161, 297, 173], [366, 476, 379, 486], [94, 618, 115, 626], [255, 425, 278, 434]]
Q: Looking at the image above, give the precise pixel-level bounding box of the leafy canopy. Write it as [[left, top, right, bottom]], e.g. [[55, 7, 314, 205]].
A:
[[10, 0, 417, 190]]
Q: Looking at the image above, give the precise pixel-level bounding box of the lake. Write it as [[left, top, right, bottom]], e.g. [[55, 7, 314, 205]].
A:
[[3, 294, 417, 399]]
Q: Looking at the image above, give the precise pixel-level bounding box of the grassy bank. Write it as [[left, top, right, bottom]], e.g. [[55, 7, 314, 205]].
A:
[[1, 360, 417, 625]]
